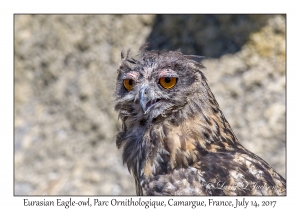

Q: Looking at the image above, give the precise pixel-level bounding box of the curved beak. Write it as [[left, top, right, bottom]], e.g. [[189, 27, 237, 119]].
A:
[[139, 86, 149, 114], [139, 85, 161, 114]]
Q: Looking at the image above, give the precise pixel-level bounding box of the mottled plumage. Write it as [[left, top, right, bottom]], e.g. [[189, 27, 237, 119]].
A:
[[114, 46, 286, 196]]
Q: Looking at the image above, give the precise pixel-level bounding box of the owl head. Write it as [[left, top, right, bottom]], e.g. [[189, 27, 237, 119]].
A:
[[115, 46, 207, 125]]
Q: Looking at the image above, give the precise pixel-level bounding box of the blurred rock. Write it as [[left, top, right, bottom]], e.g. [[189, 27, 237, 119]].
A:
[[147, 14, 274, 58], [14, 14, 285, 195]]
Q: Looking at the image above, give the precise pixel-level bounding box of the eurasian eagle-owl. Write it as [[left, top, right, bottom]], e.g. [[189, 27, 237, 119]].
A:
[[114, 46, 286, 196]]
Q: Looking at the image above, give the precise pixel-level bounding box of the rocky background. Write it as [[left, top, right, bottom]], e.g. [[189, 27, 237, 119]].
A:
[[14, 14, 286, 195]]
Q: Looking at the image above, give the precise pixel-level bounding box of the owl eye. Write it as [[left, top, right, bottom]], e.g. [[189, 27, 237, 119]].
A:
[[159, 77, 177, 89], [123, 79, 136, 91]]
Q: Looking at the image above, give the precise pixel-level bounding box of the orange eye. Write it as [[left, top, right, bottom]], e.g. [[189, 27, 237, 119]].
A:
[[159, 77, 177, 89], [123, 79, 136, 91]]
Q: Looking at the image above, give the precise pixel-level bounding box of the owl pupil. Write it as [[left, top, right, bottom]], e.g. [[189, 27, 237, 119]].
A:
[[129, 79, 133, 86], [165, 77, 171, 83]]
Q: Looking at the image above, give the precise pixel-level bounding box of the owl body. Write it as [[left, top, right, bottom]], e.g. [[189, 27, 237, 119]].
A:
[[114, 47, 286, 195]]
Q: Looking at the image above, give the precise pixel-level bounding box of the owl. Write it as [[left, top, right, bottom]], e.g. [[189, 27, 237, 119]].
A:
[[114, 45, 286, 196]]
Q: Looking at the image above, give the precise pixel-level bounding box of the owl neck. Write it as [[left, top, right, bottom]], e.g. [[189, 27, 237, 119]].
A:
[[138, 90, 243, 180]]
